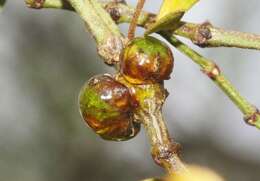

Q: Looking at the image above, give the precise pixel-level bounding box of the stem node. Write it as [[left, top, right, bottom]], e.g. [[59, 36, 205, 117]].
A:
[[244, 109, 260, 126], [192, 22, 212, 47], [151, 142, 182, 168], [97, 36, 126, 65], [202, 63, 221, 80]]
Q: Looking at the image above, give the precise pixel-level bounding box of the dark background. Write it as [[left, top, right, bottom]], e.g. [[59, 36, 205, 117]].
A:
[[0, 1, 260, 180]]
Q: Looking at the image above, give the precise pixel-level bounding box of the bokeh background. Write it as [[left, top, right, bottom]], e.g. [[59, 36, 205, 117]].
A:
[[1, 0, 260, 180]]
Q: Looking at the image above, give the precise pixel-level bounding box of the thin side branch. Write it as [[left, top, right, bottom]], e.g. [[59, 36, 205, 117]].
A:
[[105, 2, 260, 50], [128, 0, 146, 40], [174, 22, 260, 50], [160, 33, 260, 129]]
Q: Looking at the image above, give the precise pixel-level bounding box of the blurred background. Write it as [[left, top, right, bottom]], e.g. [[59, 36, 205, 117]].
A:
[[0, 0, 260, 180]]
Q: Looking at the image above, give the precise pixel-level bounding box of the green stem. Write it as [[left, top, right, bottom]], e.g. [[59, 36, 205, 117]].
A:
[[161, 32, 260, 129], [26, 0, 124, 65], [27, 1, 260, 50], [105, 2, 154, 28], [67, 0, 120, 44], [67, 0, 125, 65], [174, 22, 260, 50], [105, 2, 260, 50]]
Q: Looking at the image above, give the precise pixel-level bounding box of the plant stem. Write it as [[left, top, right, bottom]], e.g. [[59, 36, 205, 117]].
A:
[[104, 1, 260, 129], [28, 0, 260, 50], [67, 0, 125, 65], [160, 32, 260, 129], [105, 2, 260, 50], [128, 0, 146, 39], [26, 0, 188, 172], [174, 22, 260, 50], [136, 86, 187, 173], [116, 76, 187, 173], [67, 0, 120, 44], [142, 108, 187, 172]]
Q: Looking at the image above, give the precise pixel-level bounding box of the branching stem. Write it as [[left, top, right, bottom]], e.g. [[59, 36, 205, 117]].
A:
[[105, 2, 260, 50], [25, 0, 189, 172], [160, 33, 260, 129], [105, 1, 260, 129], [25, 0, 260, 177], [174, 22, 260, 50], [29, 1, 260, 50]]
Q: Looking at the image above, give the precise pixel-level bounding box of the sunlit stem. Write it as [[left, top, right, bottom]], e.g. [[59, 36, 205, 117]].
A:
[[127, 0, 146, 40]]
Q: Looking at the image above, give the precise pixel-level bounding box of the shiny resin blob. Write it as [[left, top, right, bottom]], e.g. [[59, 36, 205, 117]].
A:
[[121, 36, 174, 84], [79, 74, 140, 141]]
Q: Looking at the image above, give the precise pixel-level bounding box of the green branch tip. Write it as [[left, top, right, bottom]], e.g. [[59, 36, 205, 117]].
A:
[[161, 33, 260, 129]]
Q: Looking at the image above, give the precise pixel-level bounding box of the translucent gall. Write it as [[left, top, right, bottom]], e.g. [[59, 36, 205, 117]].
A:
[[78, 74, 140, 141], [121, 36, 174, 84]]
